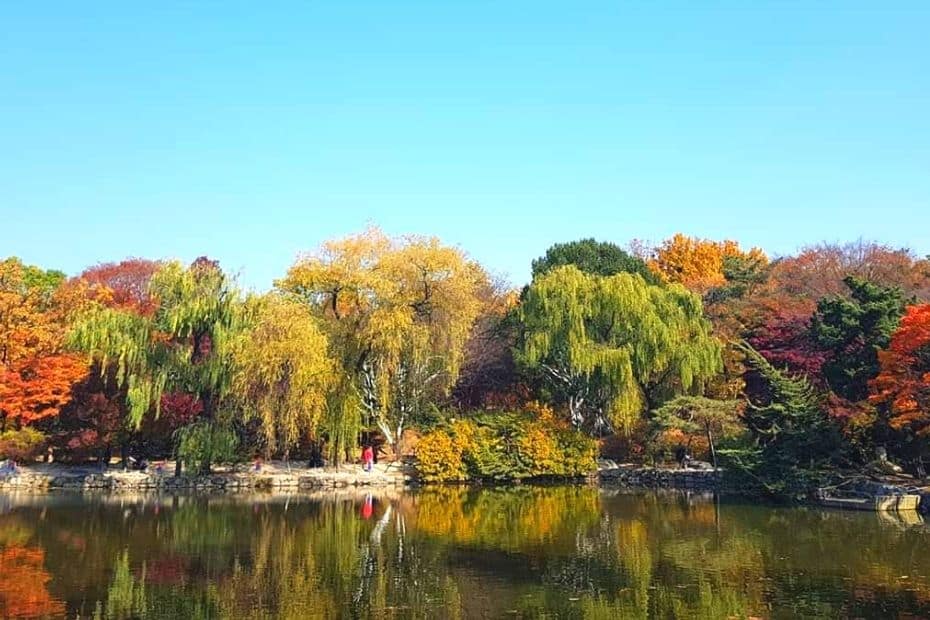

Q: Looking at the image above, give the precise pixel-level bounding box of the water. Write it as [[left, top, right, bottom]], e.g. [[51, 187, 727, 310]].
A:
[[1, 486, 928, 619]]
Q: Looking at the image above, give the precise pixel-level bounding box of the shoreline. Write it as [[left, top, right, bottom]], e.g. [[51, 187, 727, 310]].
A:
[[0, 461, 414, 493]]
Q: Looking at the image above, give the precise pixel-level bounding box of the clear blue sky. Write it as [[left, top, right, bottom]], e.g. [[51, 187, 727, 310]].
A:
[[2, 2, 928, 289]]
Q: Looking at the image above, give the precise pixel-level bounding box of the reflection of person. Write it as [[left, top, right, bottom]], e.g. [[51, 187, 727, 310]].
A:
[[362, 445, 374, 472], [361, 494, 374, 519]]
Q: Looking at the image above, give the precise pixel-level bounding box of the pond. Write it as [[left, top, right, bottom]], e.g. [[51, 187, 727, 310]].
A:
[[0, 486, 928, 619]]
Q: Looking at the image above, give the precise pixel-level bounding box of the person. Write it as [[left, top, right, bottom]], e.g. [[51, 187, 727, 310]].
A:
[[362, 444, 374, 473], [675, 445, 688, 470]]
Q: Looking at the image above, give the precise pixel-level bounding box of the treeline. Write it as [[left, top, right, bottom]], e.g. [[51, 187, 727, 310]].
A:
[[1, 231, 929, 487]]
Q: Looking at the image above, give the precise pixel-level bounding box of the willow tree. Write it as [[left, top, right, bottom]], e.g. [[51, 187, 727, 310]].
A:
[[230, 294, 335, 460], [70, 257, 244, 473], [517, 265, 721, 434], [278, 227, 488, 459]]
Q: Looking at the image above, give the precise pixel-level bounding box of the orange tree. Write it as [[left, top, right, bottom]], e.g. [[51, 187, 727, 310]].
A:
[[648, 234, 767, 294], [0, 258, 87, 437], [869, 304, 930, 469]]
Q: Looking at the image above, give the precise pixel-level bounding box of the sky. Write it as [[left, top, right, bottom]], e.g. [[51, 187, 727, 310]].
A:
[[2, 2, 929, 290]]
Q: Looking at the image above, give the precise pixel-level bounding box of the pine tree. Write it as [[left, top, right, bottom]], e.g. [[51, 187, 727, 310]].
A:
[[726, 343, 843, 492]]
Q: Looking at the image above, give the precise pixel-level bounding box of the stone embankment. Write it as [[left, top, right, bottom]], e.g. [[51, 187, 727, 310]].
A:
[[0, 462, 413, 494], [597, 463, 727, 491]]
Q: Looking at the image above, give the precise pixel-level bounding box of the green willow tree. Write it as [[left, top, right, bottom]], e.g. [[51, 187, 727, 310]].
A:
[[517, 265, 721, 434], [70, 257, 244, 473]]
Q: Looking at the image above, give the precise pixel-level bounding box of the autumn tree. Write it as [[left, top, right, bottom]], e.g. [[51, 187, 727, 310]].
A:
[[767, 240, 930, 303], [516, 265, 721, 434], [648, 234, 767, 294], [452, 275, 522, 409], [869, 304, 930, 469], [811, 276, 905, 402], [0, 257, 87, 432], [531, 238, 659, 283], [70, 258, 244, 472], [79, 258, 161, 315], [278, 228, 488, 460], [230, 294, 335, 459]]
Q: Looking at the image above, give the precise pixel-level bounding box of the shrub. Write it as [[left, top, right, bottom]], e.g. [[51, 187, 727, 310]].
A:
[[175, 421, 240, 473], [415, 429, 467, 482], [414, 409, 597, 482], [0, 428, 47, 461]]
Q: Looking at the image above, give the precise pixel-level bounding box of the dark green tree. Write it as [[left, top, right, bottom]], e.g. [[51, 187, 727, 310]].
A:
[[810, 276, 906, 401], [531, 239, 659, 284], [724, 343, 843, 493]]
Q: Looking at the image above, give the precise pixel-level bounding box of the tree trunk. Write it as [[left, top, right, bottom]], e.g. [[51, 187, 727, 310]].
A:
[[706, 425, 717, 469]]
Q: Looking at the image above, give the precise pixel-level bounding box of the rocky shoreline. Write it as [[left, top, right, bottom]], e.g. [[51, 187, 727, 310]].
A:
[[597, 464, 730, 491], [0, 462, 413, 493]]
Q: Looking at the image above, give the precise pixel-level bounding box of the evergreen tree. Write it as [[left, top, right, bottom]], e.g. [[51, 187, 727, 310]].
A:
[[531, 238, 659, 284], [811, 275, 906, 401], [725, 343, 843, 492]]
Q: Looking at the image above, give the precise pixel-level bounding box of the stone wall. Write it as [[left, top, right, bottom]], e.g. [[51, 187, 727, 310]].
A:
[[598, 465, 728, 491], [0, 466, 412, 494]]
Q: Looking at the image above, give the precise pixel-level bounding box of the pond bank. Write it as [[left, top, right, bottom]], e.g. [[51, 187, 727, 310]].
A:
[[0, 461, 413, 493], [598, 464, 729, 491], [598, 464, 930, 512]]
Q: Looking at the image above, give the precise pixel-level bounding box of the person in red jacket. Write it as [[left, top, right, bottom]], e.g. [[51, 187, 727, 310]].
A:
[[362, 444, 374, 472]]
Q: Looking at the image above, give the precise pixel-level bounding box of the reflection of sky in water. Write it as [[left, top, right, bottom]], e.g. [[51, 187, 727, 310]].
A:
[[0, 488, 928, 619]]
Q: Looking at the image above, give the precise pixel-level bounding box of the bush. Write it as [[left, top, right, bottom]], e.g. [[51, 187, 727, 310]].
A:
[[175, 421, 240, 473], [414, 408, 597, 482], [415, 429, 467, 482], [0, 428, 47, 461]]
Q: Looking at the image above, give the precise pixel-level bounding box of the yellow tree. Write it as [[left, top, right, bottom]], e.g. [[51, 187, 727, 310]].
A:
[[648, 234, 767, 293], [278, 228, 488, 459], [230, 294, 336, 459]]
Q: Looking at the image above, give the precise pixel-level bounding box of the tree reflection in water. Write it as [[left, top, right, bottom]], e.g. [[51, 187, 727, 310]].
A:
[[0, 487, 929, 618]]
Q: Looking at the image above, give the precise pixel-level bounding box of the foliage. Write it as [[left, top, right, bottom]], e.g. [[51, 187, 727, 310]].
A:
[[0, 427, 47, 460], [747, 308, 827, 381], [650, 396, 744, 467], [767, 240, 930, 303], [869, 304, 930, 465], [723, 344, 844, 493], [80, 258, 161, 315], [414, 427, 467, 482], [0, 353, 87, 427], [0, 257, 88, 430], [70, 257, 244, 472], [531, 238, 659, 283], [278, 227, 488, 459], [230, 294, 335, 456], [517, 265, 721, 432], [415, 408, 597, 482], [175, 420, 241, 473], [811, 275, 906, 401], [647, 234, 768, 293]]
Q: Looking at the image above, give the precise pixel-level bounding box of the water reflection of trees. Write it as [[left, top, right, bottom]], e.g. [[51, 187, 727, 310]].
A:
[[1, 489, 930, 618]]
